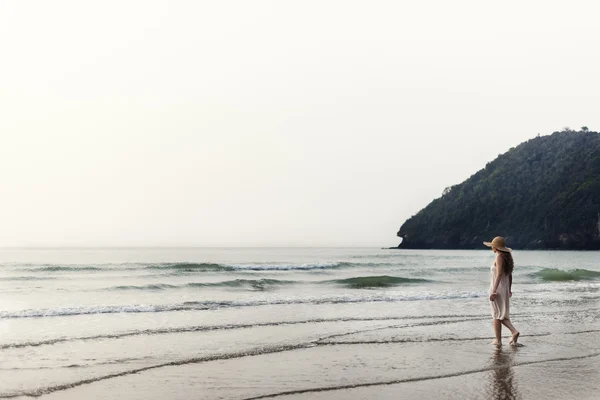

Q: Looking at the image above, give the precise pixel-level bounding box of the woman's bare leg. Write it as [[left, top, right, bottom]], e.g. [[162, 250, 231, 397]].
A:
[[501, 319, 518, 334], [502, 319, 520, 344], [491, 319, 502, 345]]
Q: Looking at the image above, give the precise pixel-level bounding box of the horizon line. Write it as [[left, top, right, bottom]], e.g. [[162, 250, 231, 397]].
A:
[[0, 245, 390, 250]]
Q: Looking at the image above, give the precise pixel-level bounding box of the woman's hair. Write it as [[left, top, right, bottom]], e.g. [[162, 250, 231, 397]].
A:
[[498, 250, 514, 274]]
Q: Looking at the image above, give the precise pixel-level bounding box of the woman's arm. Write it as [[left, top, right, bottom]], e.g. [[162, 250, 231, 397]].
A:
[[490, 255, 504, 300], [509, 273, 513, 297], [493, 255, 503, 293]]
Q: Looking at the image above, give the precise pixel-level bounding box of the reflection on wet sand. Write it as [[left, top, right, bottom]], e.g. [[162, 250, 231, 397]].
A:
[[487, 346, 521, 400]]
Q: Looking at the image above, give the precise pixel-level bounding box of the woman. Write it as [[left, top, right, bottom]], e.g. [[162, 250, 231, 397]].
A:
[[484, 236, 520, 346]]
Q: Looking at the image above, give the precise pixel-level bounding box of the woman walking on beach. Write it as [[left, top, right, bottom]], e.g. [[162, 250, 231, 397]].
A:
[[484, 237, 520, 346]]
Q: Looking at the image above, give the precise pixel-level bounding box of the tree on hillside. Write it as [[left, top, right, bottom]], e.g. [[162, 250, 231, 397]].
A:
[[582, 126, 589, 132]]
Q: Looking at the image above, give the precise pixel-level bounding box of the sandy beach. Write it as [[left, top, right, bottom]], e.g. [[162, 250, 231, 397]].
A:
[[28, 307, 600, 400]]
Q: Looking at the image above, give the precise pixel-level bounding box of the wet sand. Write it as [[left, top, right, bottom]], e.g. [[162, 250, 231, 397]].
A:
[[34, 309, 600, 400]]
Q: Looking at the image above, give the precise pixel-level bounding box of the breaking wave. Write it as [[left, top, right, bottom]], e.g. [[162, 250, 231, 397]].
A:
[[0, 292, 486, 319], [328, 275, 431, 288], [530, 268, 600, 282], [110, 279, 296, 291], [24, 266, 102, 272], [105, 276, 430, 291], [4, 261, 396, 275]]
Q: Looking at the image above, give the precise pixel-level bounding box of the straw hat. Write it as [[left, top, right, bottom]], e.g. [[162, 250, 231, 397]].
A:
[[483, 236, 512, 252]]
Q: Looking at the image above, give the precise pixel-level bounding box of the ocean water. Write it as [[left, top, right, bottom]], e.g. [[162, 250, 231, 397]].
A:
[[1, 248, 599, 399]]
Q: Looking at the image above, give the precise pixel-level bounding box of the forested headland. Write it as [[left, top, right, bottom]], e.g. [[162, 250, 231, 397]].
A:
[[396, 129, 600, 250]]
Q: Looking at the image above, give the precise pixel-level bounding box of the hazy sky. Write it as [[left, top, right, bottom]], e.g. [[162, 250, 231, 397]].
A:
[[1, 1, 599, 247]]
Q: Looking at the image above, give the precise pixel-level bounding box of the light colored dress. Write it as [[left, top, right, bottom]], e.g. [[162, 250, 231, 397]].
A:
[[489, 262, 510, 320]]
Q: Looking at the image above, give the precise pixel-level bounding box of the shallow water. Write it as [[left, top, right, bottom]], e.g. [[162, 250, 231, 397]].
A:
[[0, 248, 599, 398]]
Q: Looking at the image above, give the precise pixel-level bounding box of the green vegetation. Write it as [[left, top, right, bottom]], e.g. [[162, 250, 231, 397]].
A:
[[397, 130, 600, 250]]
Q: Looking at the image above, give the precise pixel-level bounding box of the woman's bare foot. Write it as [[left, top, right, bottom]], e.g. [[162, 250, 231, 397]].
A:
[[509, 332, 520, 345], [491, 340, 502, 346]]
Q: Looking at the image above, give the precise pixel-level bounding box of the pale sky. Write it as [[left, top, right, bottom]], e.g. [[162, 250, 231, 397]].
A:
[[1, 1, 599, 247]]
